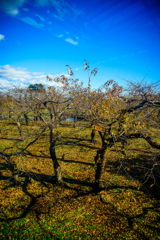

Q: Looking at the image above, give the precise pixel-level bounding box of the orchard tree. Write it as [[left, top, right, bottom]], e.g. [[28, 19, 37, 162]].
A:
[[93, 80, 160, 189], [22, 75, 81, 184], [66, 61, 160, 191]]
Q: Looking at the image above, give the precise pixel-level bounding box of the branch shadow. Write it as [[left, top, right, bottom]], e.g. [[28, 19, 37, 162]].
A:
[[23, 150, 94, 166], [0, 159, 96, 224], [104, 151, 160, 199]]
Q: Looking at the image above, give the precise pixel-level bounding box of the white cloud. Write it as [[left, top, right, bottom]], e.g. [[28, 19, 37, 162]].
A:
[[21, 17, 44, 28], [0, 79, 27, 90], [75, 36, 78, 39], [0, 0, 26, 15], [35, 14, 45, 22], [22, 8, 29, 11], [0, 65, 31, 82], [32, 72, 44, 75], [57, 34, 63, 38], [0, 34, 5, 41], [65, 38, 78, 45], [0, 65, 70, 89]]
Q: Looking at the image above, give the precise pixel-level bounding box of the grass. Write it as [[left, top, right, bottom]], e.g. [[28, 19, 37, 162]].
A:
[[0, 120, 160, 239]]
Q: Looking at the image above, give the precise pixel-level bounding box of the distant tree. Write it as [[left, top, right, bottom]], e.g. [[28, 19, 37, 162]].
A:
[[28, 83, 45, 91]]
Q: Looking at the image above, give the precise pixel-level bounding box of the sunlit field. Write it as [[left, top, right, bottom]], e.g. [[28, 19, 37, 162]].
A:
[[0, 119, 160, 240]]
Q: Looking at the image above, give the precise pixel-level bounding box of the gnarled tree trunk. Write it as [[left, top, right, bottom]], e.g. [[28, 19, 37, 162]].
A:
[[91, 129, 96, 144], [94, 145, 107, 189], [34, 115, 38, 121], [24, 113, 29, 125], [10, 159, 21, 186], [50, 140, 63, 184]]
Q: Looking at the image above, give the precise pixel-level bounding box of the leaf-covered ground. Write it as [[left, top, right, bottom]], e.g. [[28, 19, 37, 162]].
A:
[[0, 120, 160, 239]]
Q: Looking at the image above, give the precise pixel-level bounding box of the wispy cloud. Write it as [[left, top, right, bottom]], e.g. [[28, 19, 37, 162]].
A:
[[57, 34, 63, 38], [0, 0, 25, 15], [21, 17, 44, 28], [0, 0, 82, 18], [53, 13, 64, 21], [0, 34, 5, 41], [65, 38, 78, 45], [38, 0, 82, 22], [35, 14, 45, 22], [49, 21, 52, 24]]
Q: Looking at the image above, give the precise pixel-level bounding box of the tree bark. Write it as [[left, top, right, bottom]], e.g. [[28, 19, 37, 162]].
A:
[[24, 113, 29, 125], [16, 120, 23, 140], [94, 145, 107, 189], [34, 115, 38, 121], [91, 129, 96, 144], [9, 111, 12, 120], [50, 140, 63, 184], [73, 115, 77, 127], [10, 160, 20, 186]]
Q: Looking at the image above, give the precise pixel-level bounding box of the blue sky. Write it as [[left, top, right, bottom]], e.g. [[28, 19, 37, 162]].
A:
[[0, 0, 160, 91]]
